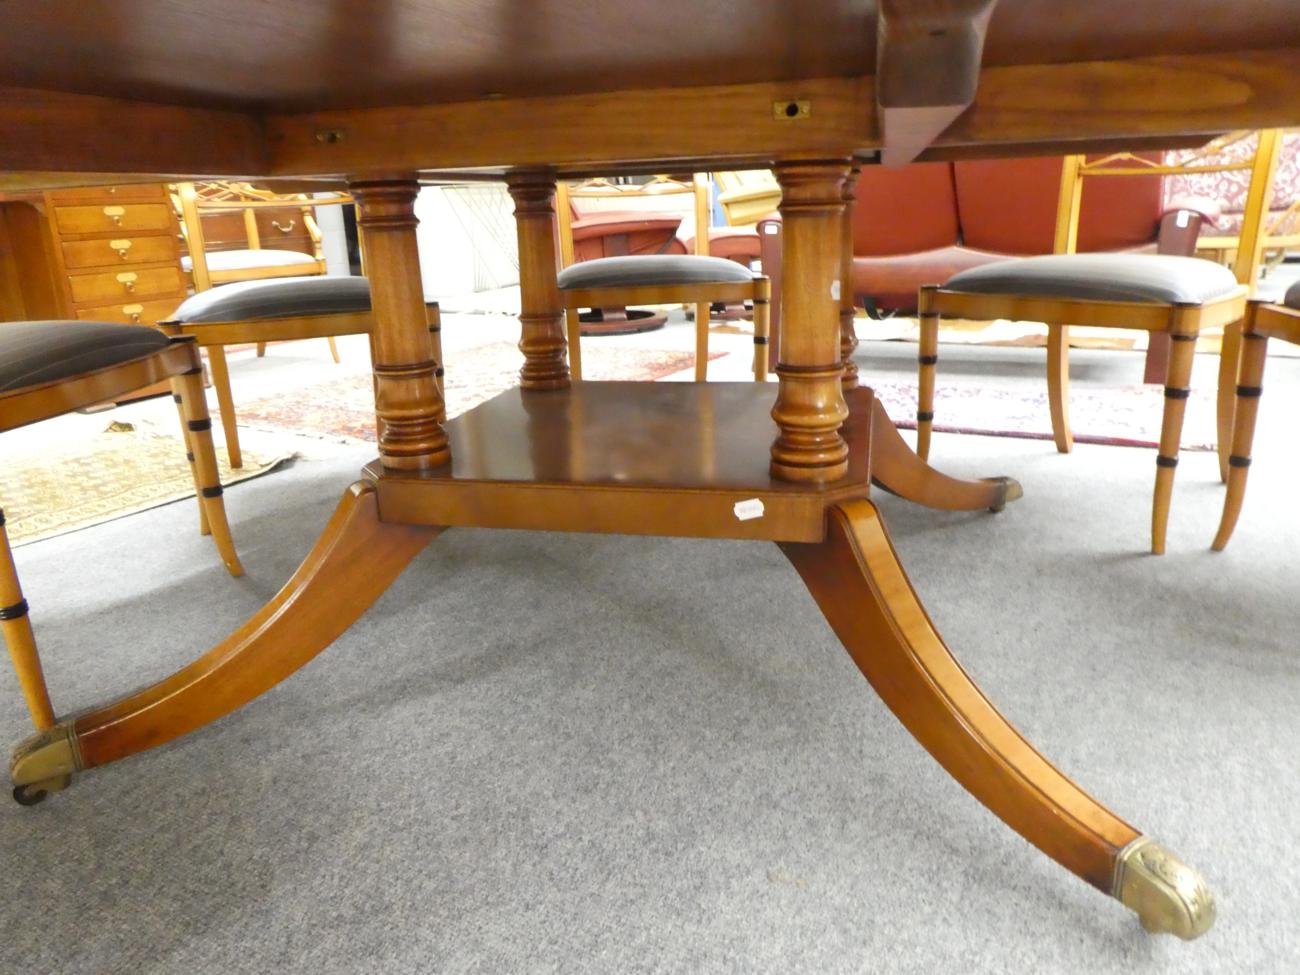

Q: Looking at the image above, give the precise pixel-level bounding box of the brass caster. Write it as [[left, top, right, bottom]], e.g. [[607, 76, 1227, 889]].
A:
[[1114, 836, 1216, 940], [12, 774, 71, 806], [10, 721, 81, 805], [982, 476, 1024, 513]]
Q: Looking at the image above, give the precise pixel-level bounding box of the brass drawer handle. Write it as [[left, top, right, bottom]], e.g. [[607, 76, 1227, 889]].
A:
[[103, 205, 126, 226], [122, 303, 144, 323], [110, 238, 133, 259], [116, 271, 138, 293], [271, 219, 296, 234]]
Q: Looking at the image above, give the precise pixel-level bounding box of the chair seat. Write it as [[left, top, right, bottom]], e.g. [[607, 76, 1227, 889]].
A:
[[1285, 280, 1300, 310], [182, 249, 320, 274], [0, 321, 173, 393], [163, 276, 373, 324], [942, 254, 1240, 305], [557, 255, 756, 291]]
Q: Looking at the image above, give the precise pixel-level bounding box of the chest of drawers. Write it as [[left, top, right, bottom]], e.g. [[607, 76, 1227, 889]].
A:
[[0, 182, 188, 327]]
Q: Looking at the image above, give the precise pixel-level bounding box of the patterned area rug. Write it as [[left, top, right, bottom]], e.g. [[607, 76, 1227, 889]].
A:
[[4, 421, 290, 545], [873, 378, 1218, 450], [240, 342, 712, 442], [868, 315, 1228, 354]]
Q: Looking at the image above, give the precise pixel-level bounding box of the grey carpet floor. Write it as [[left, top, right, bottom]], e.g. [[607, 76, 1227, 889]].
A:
[[2, 345, 1299, 974]]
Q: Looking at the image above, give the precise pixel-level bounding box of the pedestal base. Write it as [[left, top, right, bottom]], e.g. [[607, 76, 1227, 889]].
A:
[[368, 382, 875, 542], [578, 308, 667, 335]]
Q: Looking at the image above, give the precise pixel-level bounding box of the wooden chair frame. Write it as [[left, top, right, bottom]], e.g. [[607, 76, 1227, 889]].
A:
[[917, 285, 1248, 553], [174, 181, 352, 361], [556, 174, 712, 267], [1054, 131, 1285, 477], [1212, 297, 1300, 550], [1, 336, 241, 739], [553, 171, 764, 366], [173, 181, 349, 286], [158, 302, 444, 467], [562, 278, 770, 382]]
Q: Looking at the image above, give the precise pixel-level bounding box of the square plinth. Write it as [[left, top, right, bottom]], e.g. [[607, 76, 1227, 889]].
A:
[[366, 382, 874, 542]]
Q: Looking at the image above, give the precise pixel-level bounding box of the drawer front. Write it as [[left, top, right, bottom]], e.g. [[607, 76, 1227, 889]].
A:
[[47, 183, 167, 204], [55, 203, 173, 236], [61, 235, 178, 270], [68, 266, 185, 304], [75, 298, 182, 325]]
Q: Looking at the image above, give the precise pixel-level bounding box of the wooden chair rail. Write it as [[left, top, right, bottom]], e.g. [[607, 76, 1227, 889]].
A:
[[921, 287, 1248, 334], [560, 280, 759, 310], [0, 340, 198, 432]]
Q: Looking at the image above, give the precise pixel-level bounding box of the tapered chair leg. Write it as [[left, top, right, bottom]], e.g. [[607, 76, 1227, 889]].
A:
[[205, 345, 244, 469], [1151, 330, 1198, 555], [1216, 318, 1243, 483], [916, 304, 939, 460], [171, 389, 211, 537], [173, 371, 244, 577], [256, 341, 268, 358], [1047, 324, 1074, 453], [1213, 330, 1269, 550], [565, 308, 584, 381], [327, 335, 341, 364], [753, 280, 771, 382], [0, 510, 55, 732], [781, 499, 1214, 940], [694, 302, 710, 380]]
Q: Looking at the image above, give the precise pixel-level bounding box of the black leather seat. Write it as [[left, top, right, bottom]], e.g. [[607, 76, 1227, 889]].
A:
[[162, 276, 373, 324], [941, 254, 1239, 305], [0, 321, 172, 394]]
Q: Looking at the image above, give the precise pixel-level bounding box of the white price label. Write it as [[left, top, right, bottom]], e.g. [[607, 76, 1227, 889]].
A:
[[733, 498, 765, 521]]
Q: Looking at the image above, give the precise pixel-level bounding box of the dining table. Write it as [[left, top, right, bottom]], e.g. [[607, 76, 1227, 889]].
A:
[[3, 0, 1299, 945]]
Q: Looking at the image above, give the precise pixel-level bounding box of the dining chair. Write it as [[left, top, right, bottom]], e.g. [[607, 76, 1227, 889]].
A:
[[158, 276, 443, 467], [558, 254, 770, 382], [917, 254, 1247, 553], [1212, 282, 1300, 550], [1, 321, 241, 769], [555, 174, 768, 364], [173, 181, 339, 289], [173, 181, 355, 407], [1054, 133, 1284, 475]]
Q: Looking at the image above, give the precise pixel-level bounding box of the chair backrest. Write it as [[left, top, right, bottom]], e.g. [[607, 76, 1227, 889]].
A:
[[556, 175, 711, 267], [1056, 130, 1285, 288], [172, 181, 350, 291]]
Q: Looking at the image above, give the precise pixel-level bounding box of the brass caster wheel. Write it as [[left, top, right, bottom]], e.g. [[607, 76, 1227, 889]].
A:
[[10, 723, 80, 806], [11, 773, 71, 806], [13, 783, 48, 806]]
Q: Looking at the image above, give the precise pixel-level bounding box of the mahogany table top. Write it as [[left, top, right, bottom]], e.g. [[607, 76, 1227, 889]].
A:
[[0, 1, 1298, 184]]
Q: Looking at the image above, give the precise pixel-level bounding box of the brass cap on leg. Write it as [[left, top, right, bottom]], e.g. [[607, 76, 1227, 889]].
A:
[[10, 721, 80, 788], [1114, 836, 1216, 940]]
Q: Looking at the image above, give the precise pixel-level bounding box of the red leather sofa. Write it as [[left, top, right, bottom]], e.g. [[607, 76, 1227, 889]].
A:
[[757, 156, 1213, 373], [847, 156, 1202, 312]]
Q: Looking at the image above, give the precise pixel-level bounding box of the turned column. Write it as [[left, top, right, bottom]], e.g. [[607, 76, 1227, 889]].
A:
[[840, 162, 862, 390], [770, 159, 851, 483], [506, 170, 571, 389], [349, 178, 450, 471]]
